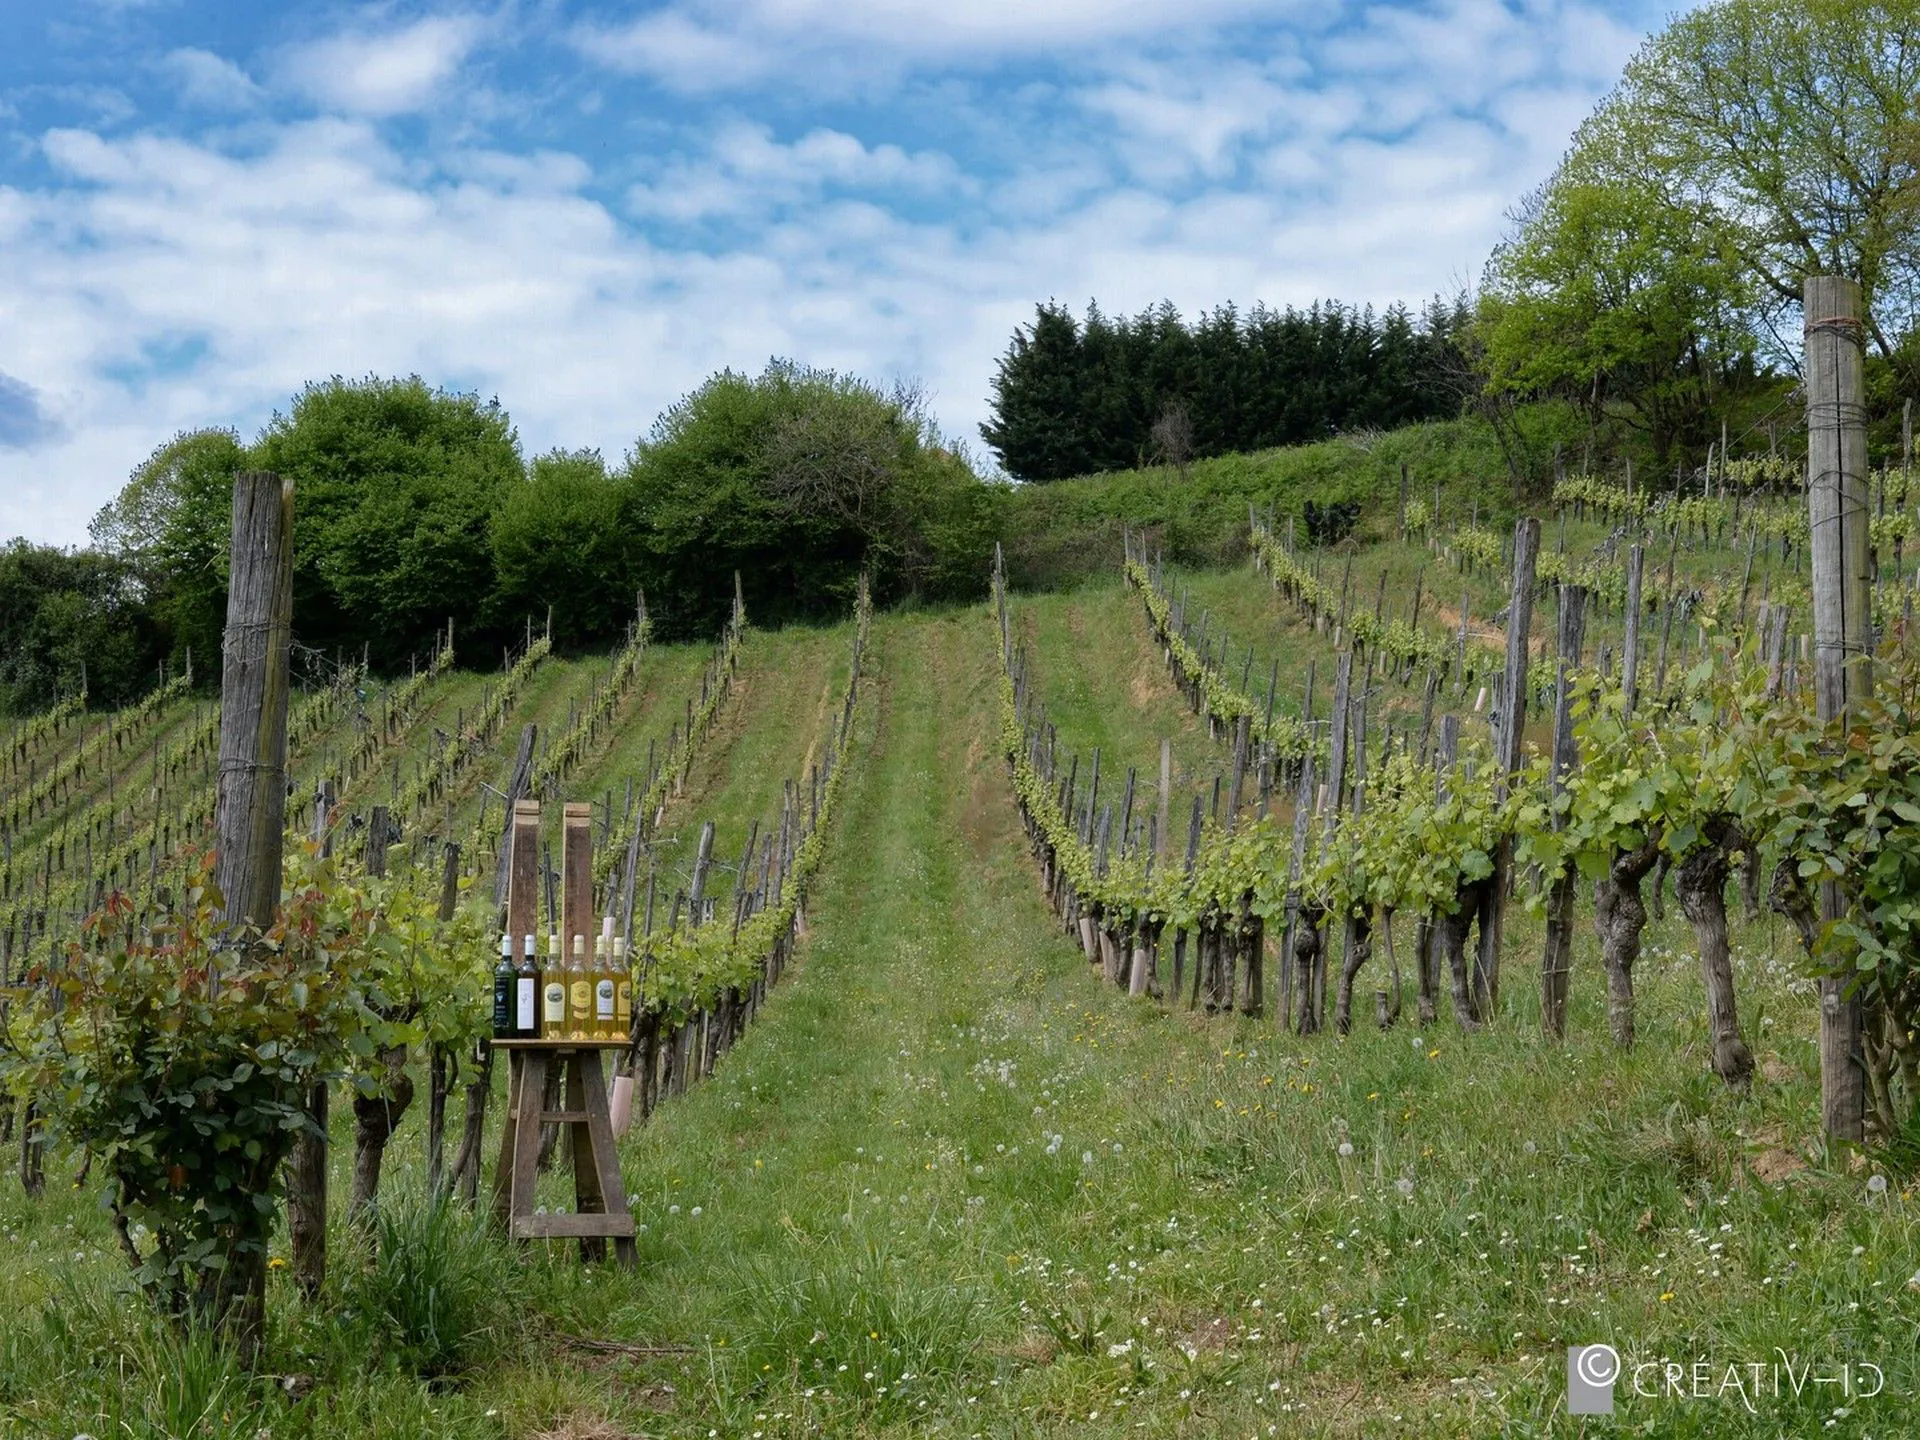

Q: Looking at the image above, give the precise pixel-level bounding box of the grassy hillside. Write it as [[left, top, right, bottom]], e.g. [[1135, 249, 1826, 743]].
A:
[[999, 417, 1527, 593], [1, 591, 1913, 1438]]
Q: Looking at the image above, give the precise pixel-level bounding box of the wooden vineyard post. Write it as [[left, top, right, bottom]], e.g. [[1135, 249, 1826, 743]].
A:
[[1474, 517, 1538, 1020], [215, 471, 294, 949], [1806, 275, 1873, 1144], [1622, 544, 1644, 714], [1540, 585, 1586, 1038], [204, 470, 295, 1354]]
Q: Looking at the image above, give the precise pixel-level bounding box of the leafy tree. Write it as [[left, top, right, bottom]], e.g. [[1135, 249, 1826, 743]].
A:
[[251, 376, 522, 669], [622, 362, 989, 637], [1564, 0, 1920, 361], [490, 449, 639, 649], [0, 541, 164, 712], [89, 428, 245, 674], [1479, 131, 1756, 458]]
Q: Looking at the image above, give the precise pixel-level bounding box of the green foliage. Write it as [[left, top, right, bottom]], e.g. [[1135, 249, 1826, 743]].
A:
[[1483, 0, 1920, 455], [1000, 418, 1516, 591], [490, 448, 636, 648], [1, 856, 378, 1326], [622, 362, 986, 638], [1479, 135, 1755, 455], [0, 541, 166, 714], [90, 428, 247, 677], [981, 298, 1468, 481], [340, 1193, 526, 1377], [252, 375, 523, 669]]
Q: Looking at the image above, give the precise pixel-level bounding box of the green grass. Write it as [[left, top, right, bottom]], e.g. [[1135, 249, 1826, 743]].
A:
[[644, 620, 857, 916], [1, 603, 1915, 1438], [1013, 578, 1221, 827]]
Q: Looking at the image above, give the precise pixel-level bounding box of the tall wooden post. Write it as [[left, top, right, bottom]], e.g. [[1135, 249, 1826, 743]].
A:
[[214, 472, 294, 941], [1540, 585, 1586, 1038], [1475, 517, 1538, 1016], [1806, 275, 1872, 1142], [562, 801, 595, 965], [1622, 544, 1644, 714]]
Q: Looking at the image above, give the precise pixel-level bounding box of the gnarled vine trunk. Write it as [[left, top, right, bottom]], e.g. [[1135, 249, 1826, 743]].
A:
[[1593, 838, 1661, 1049], [350, 1043, 416, 1218], [1674, 827, 1755, 1087], [1335, 907, 1374, 1035], [1293, 907, 1323, 1035]]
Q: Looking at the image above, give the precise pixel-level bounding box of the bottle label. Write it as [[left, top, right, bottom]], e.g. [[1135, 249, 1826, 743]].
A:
[[616, 980, 632, 1023], [570, 980, 591, 1014], [543, 983, 566, 1022], [516, 978, 537, 1031], [595, 979, 616, 1021]]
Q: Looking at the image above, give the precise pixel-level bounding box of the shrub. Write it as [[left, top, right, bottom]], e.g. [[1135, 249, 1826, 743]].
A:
[[1, 856, 377, 1353]]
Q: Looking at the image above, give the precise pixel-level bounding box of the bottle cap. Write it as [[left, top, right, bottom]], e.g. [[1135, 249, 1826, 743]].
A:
[[500, 933, 511, 958], [572, 934, 586, 956]]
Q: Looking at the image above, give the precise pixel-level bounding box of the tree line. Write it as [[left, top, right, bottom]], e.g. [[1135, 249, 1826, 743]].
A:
[[1, 366, 995, 713], [979, 298, 1470, 482]]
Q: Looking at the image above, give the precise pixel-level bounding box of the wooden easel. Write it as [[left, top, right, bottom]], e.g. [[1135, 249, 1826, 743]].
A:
[[489, 799, 636, 1266]]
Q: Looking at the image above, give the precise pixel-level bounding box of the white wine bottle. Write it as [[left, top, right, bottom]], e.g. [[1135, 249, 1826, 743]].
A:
[[541, 932, 566, 1035], [593, 934, 617, 1040]]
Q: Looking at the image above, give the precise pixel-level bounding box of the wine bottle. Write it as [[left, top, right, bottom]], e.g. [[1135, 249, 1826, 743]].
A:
[[491, 933, 515, 1039], [515, 933, 539, 1038], [541, 932, 566, 1034], [613, 936, 632, 1040], [567, 935, 591, 1040], [593, 934, 617, 1040]]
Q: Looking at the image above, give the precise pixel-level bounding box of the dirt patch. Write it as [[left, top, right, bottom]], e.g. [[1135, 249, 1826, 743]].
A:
[[1002, 1330, 1058, 1365], [1182, 1316, 1233, 1354], [1428, 601, 1507, 650], [1750, 1148, 1807, 1184], [1760, 1055, 1801, 1085], [531, 1411, 658, 1439]]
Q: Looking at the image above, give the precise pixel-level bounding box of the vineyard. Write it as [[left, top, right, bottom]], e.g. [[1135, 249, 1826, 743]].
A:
[[0, 432, 1914, 1437]]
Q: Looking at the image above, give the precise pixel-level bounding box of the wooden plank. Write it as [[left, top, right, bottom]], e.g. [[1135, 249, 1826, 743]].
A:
[[512, 1212, 637, 1240], [562, 801, 594, 954]]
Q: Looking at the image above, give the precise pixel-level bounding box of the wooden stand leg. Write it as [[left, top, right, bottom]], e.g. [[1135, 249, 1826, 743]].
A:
[[575, 1052, 637, 1268], [505, 1051, 548, 1239], [489, 1046, 634, 1267], [566, 1054, 607, 1263], [490, 1050, 526, 1229]]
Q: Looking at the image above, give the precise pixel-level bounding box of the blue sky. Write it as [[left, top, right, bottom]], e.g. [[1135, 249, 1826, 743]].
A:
[[0, 0, 1670, 543]]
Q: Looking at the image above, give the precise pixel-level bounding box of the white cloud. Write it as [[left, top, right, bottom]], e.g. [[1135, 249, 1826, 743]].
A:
[[159, 48, 264, 111], [1, 0, 1667, 543], [280, 14, 485, 116], [629, 122, 967, 223], [571, 0, 1299, 91]]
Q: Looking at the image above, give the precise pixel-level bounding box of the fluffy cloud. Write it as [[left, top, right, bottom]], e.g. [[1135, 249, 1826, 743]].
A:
[[279, 14, 485, 116], [571, 0, 1297, 91], [0, 0, 1665, 542], [159, 48, 265, 111]]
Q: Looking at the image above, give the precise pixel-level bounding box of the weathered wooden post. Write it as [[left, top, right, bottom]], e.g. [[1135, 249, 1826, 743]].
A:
[[1540, 585, 1586, 1038], [216, 471, 294, 1348], [1474, 517, 1538, 1018], [1806, 275, 1873, 1143]]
